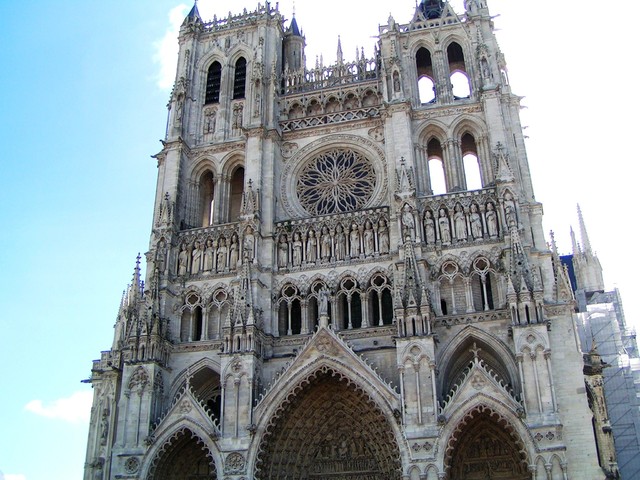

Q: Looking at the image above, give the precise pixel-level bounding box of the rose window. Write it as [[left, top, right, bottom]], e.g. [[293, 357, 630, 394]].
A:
[[296, 149, 376, 215]]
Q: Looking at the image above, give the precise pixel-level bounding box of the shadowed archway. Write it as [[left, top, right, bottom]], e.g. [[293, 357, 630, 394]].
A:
[[149, 428, 217, 480], [447, 407, 529, 479], [256, 368, 401, 479]]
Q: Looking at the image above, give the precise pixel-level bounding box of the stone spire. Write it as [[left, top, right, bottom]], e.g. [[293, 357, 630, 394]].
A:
[[577, 204, 592, 256], [337, 36, 344, 64], [182, 1, 202, 27]]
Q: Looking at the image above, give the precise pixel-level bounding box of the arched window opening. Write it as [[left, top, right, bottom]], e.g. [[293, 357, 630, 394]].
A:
[[338, 277, 361, 330], [447, 42, 471, 99], [461, 133, 482, 190], [233, 57, 247, 99], [205, 61, 222, 104], [189, 367, 222, 423], [228, 166, 245, 222], [199, 171, 215, 227], [451, 71, 471, 98], [279, 285, 302, 336], [426, 138, 446, 195], [193, 306, 203, 341], [471, 259, 496, 312], [370, 274, 394, 326], [151, 429, 217, 479], [416, 48, 436, 104]]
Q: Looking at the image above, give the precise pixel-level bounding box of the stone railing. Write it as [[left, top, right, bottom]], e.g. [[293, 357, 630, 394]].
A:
[[282, 59, 379, 95], [201, 4, 279, 32], [280, 106, 381, 133], [275, 207, 390, 272]]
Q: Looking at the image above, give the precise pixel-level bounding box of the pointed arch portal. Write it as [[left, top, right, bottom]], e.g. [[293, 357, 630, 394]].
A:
[[447, 408, 529, 479], [150, 428, 217, 480], [256, 369, 401, 479]]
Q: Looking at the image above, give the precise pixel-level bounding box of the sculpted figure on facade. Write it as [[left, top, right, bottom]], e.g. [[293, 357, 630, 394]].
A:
[[204, 239, 215, 271], [439, 208, 451, 244], [335, 224, 346, 261], [350, 223, 361, 257], [204, 108, 217, 134], [470, 204, 483, 239], [191, 241, 203, 274], [486, 202, 498, 237], [243, 226, 255, 261], [378, 219, 390, 254], [178, 243, 188, 276], [363, 221, 375, 255], [216, 237, 227, 272], [155, 238, 167, 274], [401, 203, 416, 241], [229, 233, 239, 269], [278, 234, 289, 268], [423, 210, 436, 244], [320, 226, 332, 261], [293, 232, 303, 266], [454, 204, 467, 241], [307, 229, 317, 263]]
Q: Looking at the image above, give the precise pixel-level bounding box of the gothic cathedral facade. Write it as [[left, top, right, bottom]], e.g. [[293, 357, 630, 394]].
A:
[[84, 1, 612, 479]]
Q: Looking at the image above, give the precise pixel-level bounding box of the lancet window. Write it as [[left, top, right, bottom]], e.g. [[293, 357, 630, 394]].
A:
[[447, 42, 471, 99], [416, 47, 436, 104], [278, 284, 302, 336], [368, 273, 394, 326], [205, 61, 222, 104], [233, 57, 247, 99], [228, 166, 245, 222], [426, 137, 447, 195], [336, 277, 363, 330], [180, 293, 204, 342], [461, 133, 482, 190], [199, 171, 215, 227]]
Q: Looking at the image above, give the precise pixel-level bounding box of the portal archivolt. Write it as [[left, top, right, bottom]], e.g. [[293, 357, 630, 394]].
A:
[[447, 408, 529, 480], [256, 369, 401, 479], [149, 428, 216, 480]]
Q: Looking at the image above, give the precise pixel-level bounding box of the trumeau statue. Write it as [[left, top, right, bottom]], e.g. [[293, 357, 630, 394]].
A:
[[84, 3, 614, 480]]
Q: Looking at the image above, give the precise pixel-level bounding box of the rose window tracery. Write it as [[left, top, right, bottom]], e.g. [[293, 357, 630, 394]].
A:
[[296, 149, 376, 215]]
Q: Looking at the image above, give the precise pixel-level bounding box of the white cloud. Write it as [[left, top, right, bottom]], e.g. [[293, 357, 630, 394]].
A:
[[153, 4, 190, 90], [0, 472, 27, 480], [24, 390, 93, 424]]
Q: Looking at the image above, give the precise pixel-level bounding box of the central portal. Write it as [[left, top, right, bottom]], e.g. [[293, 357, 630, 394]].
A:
[[256, 369, 401, 480]]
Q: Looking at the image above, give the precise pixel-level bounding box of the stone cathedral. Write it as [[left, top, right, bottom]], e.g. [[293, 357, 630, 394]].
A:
[[83, 1, 615, 479]]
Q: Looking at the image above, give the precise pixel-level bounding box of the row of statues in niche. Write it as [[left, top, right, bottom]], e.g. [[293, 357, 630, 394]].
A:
[[401, 201, 502, 245], [174, 227, 256, 276], [277, 219, 391, 269]]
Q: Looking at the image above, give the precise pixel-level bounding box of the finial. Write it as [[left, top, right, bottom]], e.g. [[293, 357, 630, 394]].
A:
[[292, 0, 296, 17]]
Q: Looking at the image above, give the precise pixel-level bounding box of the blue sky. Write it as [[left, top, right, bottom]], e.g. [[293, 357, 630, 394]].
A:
[[0, 1, 637, 479]]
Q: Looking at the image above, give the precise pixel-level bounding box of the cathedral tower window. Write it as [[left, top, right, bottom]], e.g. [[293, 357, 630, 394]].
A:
[[461, 133, 482, 190], [199, 171, 215, 227], [426, 138, 447, 195], [205, 61, 222, 104], [233, 57, 247, 99], [337, 277, 363, 330], [416, 47, 436, 104], [228, 166, 245, 222], [447, 42, 471, 99]]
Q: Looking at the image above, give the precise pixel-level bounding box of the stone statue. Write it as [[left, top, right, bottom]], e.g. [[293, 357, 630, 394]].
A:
[[156, 238, 167, 273], [349, 223, 361, 257], [178, 244, 188, 276], [293, 232, 303, 266], [307, 230, 317, 263], [454, 205, 467, 241], [319, 287, 329, 316], [204, 239, 215, 271], [486, 202, 498, 237], [243, 226, 255, 261], [401, 204, 415, 241], [504, 192, 516, 226], [229, 234, 239, 269], [438, 209, 451, 244], [278, 235, 289, 268], [470, 204, 483, 239], [335, 225, 346, 261], [320, 227, 332, 261], [204, 108, 216, 133], [378, 219, 390, 254], [363, 221, 374, 255], [423, 210, 436, 244], [216, 238, 227, 272], [191, 241, 203, 274]]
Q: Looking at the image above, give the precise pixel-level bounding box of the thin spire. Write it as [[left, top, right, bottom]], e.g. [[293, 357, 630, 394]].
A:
[[336, 36, 343, 64], [577, 204, 593, 255], [570, 227, 579, 255]]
